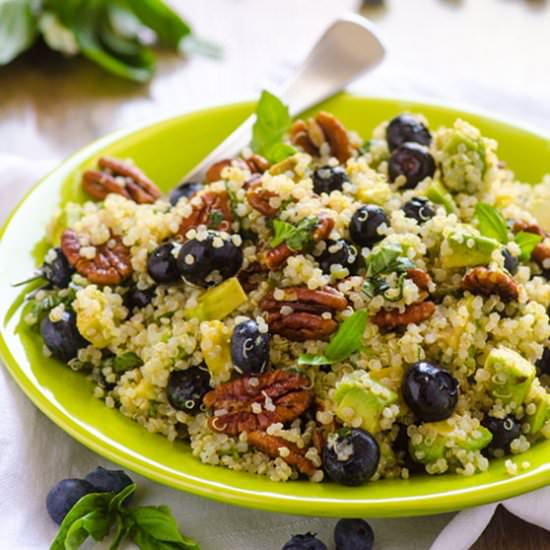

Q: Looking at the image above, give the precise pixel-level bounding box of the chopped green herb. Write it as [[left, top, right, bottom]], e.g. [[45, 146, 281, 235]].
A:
[[298, 310, 368, 366], [474, 203, 509, 244], [103, 352, 143, 373], [207, 210, 225, 229], [148, 400, 159, 418], [270, 217, 319, 251], [515, 231, 543, 262], [366, 244, 415, 278]]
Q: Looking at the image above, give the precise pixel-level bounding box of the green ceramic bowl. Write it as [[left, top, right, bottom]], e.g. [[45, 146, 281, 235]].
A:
[[2, 95, 550, 518]]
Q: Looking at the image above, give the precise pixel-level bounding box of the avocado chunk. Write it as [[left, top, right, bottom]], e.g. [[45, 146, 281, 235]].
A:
[[409, 416, 493, 465], [333, 371, 397, 434], [525, 379, 550, 435], [441, 226, 500, 268], [425, 180, 458, 215], [484, 347, 536, 408]]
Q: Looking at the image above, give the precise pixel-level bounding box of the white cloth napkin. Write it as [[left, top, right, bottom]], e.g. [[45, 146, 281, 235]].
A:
[[0, 152, 548, 550]]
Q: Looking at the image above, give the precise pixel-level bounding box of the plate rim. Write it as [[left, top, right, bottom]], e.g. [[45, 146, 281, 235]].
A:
[[2, 93, 550, 518]]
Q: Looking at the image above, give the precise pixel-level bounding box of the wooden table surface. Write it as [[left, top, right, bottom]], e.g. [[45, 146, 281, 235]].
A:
[[1, 1, 549, 548]]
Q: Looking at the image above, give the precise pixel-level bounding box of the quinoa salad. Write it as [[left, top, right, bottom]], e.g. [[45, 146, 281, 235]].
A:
[[22, 92, 550, 485]]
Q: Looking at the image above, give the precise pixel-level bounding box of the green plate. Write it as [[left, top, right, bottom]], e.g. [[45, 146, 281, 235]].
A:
[[2, 94, 550, 518]]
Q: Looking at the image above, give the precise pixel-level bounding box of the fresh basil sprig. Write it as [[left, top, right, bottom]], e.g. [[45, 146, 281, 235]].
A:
[[270, 217, 319, 251], [298, 310, 368, 366], [0, 0, 218, 82], [251, 90, 296, 164], [515, 231, 543, 262], [50, 483, 199, 550], [474, 203, 509, 244]]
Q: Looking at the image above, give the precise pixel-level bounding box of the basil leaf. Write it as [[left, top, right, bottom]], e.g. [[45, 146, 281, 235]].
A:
[[366, 244, 403, 277], [324, 310, 368, 361], [270, 220, 295, 248], [64, 509, 112, 549], [0, 0, 38, 65], [109, 515, 131, 550], [474, 203, 509, 244], [128, 506, 199, 549], [103, 352, 144, 373], [50, 492, 114, 550], [515, 231, 543, 262], [266, 142, 296, 164], [109, 483, 137, 512], [252, 90, 292, 163], [297, 354, 333, 366]]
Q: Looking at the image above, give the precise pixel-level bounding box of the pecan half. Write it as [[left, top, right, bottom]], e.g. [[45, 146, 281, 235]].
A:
[[203, 370, 313, 436], [261, 286, 348, 341], [512, 221, 546, 237], [262, 215, 335, 271], [178, 191, 233, 235], [82, 157, 161, 204], [247, 431, 317, 477], [237, 261, 266, 292], [246, 178, 280, 217], [61, 229, 132, 285], [245, 154, 270, 173], [407, 268, 433, 292], [290, 112, 354, 163], [463, 267, 519, 301], [373, 301, 436, 330]]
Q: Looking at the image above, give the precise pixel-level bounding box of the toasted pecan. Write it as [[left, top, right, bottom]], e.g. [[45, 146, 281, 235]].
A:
[[178, 191, 233, 236], [247, 431, 317, 477], [512, 221, 546, 237], [246, 179, 280, 217], [463, 267, 519, 301], [203, 370, 313, 437], [373, 301, 436, 329], [82, 157, 161, 204], [407, 268, 433, 292], [61, 229, 132, 285]]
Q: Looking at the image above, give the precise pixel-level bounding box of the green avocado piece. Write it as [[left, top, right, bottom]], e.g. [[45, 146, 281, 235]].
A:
[[484, 347, 536, 407], [426, 180, 458, 215], [333, 372, 397, 434], [409, 418, 493, 465], [441, 228, 500, 268], [525, 380, 550, 434]]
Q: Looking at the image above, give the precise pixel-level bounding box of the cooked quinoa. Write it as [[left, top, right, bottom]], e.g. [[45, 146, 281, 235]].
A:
[[24, 104, 550, 485]]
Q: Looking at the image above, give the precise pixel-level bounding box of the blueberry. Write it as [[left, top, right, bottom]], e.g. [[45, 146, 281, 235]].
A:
[[502, 248, 519, 275], [282, 533, 328, 550], [402, 197, 435, 224], [323, 428, 380, 486], [402, 361, 459, 422], [170, 181, 203, 206], [482, 415, 520, 457], [46, 478, 95, 525], [349, 205, 388, 248], [41, 310, 88, 362], [177, 231, 243, 288], [536, 347, 550, 376], [85, 466, 133, 495], [147, 242, 180, 284], [388, 142, 436, 189], [316, 239, 361, 276], [334, 518, 374, 550], [386, 114, 431, 151], [313, 166, 349, 195], [231, 320, 270, 375], [124, 286, 156, 312], [42, 248, 74, 289], [166, 366, 211, 414]]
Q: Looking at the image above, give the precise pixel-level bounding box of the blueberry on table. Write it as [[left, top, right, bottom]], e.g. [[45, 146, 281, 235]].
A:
[[402, 361, 459, 422], [312, 165, 350, 195], [177, 231, 243, 288], [316, 239, 361, 275], [282, 533, 328, 550], [334, 518, 374, 550], [323, 428, 380, 486], [41, 310, 88, 362], [42, 248, 74, 289], [170, 181, 203, 205], [386, 114, 431, 151], [84, 466, 133, 494], [167, 366, 211, 414], [231, 320, 270, 375], [536, 347, 550, 376], [502, 248, 519, 275], [388, 142, 436, 189], [46, 478, 95, 525], [482, 415, 520, 457], [402, 197, 435, 224], [147, 242, 180, 284], [349, 205, 388, 248], [124, 286, 156, 311]]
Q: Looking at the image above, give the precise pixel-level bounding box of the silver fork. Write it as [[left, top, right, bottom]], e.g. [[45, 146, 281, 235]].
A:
[[181, 14, 385, 183]]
